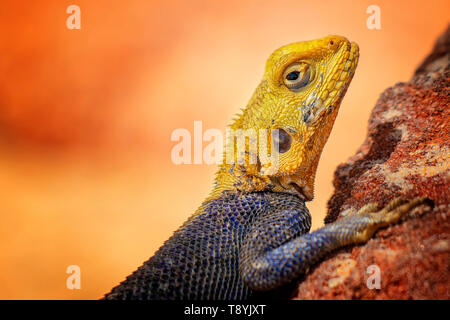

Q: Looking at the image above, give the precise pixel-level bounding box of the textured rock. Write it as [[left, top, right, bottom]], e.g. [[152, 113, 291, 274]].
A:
[[294, 26, 449, 300]]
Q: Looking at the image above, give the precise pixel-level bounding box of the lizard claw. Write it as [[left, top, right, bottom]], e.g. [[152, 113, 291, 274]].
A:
[[370, 197, 434, 227]]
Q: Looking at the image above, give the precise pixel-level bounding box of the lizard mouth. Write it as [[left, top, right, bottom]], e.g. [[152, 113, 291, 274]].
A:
[[302, 41, 359, 124]]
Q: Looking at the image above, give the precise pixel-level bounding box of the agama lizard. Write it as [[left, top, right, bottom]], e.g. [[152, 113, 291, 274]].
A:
[[104, 35, 431, 300]]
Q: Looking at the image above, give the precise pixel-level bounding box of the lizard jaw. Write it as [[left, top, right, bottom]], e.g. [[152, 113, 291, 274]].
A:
[[289, 182, 313, 202], [276, 174, 313, 201]]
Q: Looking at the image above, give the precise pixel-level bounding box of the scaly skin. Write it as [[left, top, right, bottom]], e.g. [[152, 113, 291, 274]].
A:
[[103, 35, 431, 300]]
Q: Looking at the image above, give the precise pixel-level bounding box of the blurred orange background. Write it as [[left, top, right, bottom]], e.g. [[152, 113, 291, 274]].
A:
[[0, 0, 448, 299]]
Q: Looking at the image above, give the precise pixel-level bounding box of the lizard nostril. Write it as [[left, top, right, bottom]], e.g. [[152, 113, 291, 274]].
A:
[[327, 105, 334, 114]]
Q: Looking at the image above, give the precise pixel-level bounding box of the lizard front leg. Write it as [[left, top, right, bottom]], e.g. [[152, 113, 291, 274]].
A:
[[239, 197, 433, 291]]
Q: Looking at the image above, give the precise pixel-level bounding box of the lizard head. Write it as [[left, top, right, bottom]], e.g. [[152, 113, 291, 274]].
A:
[[214, 35, 359, 201]]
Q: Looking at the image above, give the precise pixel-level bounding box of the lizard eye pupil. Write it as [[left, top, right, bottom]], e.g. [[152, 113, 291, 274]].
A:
[[286, 71, 300, 80], [282, 62, 312, 91], [273, 128, 291, 153]]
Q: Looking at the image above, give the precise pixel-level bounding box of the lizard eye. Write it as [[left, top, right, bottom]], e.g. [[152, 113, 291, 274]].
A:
[[272, 128, 291, 153], [282, 62, 312, 91]]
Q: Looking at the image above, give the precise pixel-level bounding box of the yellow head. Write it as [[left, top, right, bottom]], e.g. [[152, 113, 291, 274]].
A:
[[213, 35, 359, 201]]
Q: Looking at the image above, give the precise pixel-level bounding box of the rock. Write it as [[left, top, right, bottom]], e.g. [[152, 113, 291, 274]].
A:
[[294, 26, 449, 300]]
